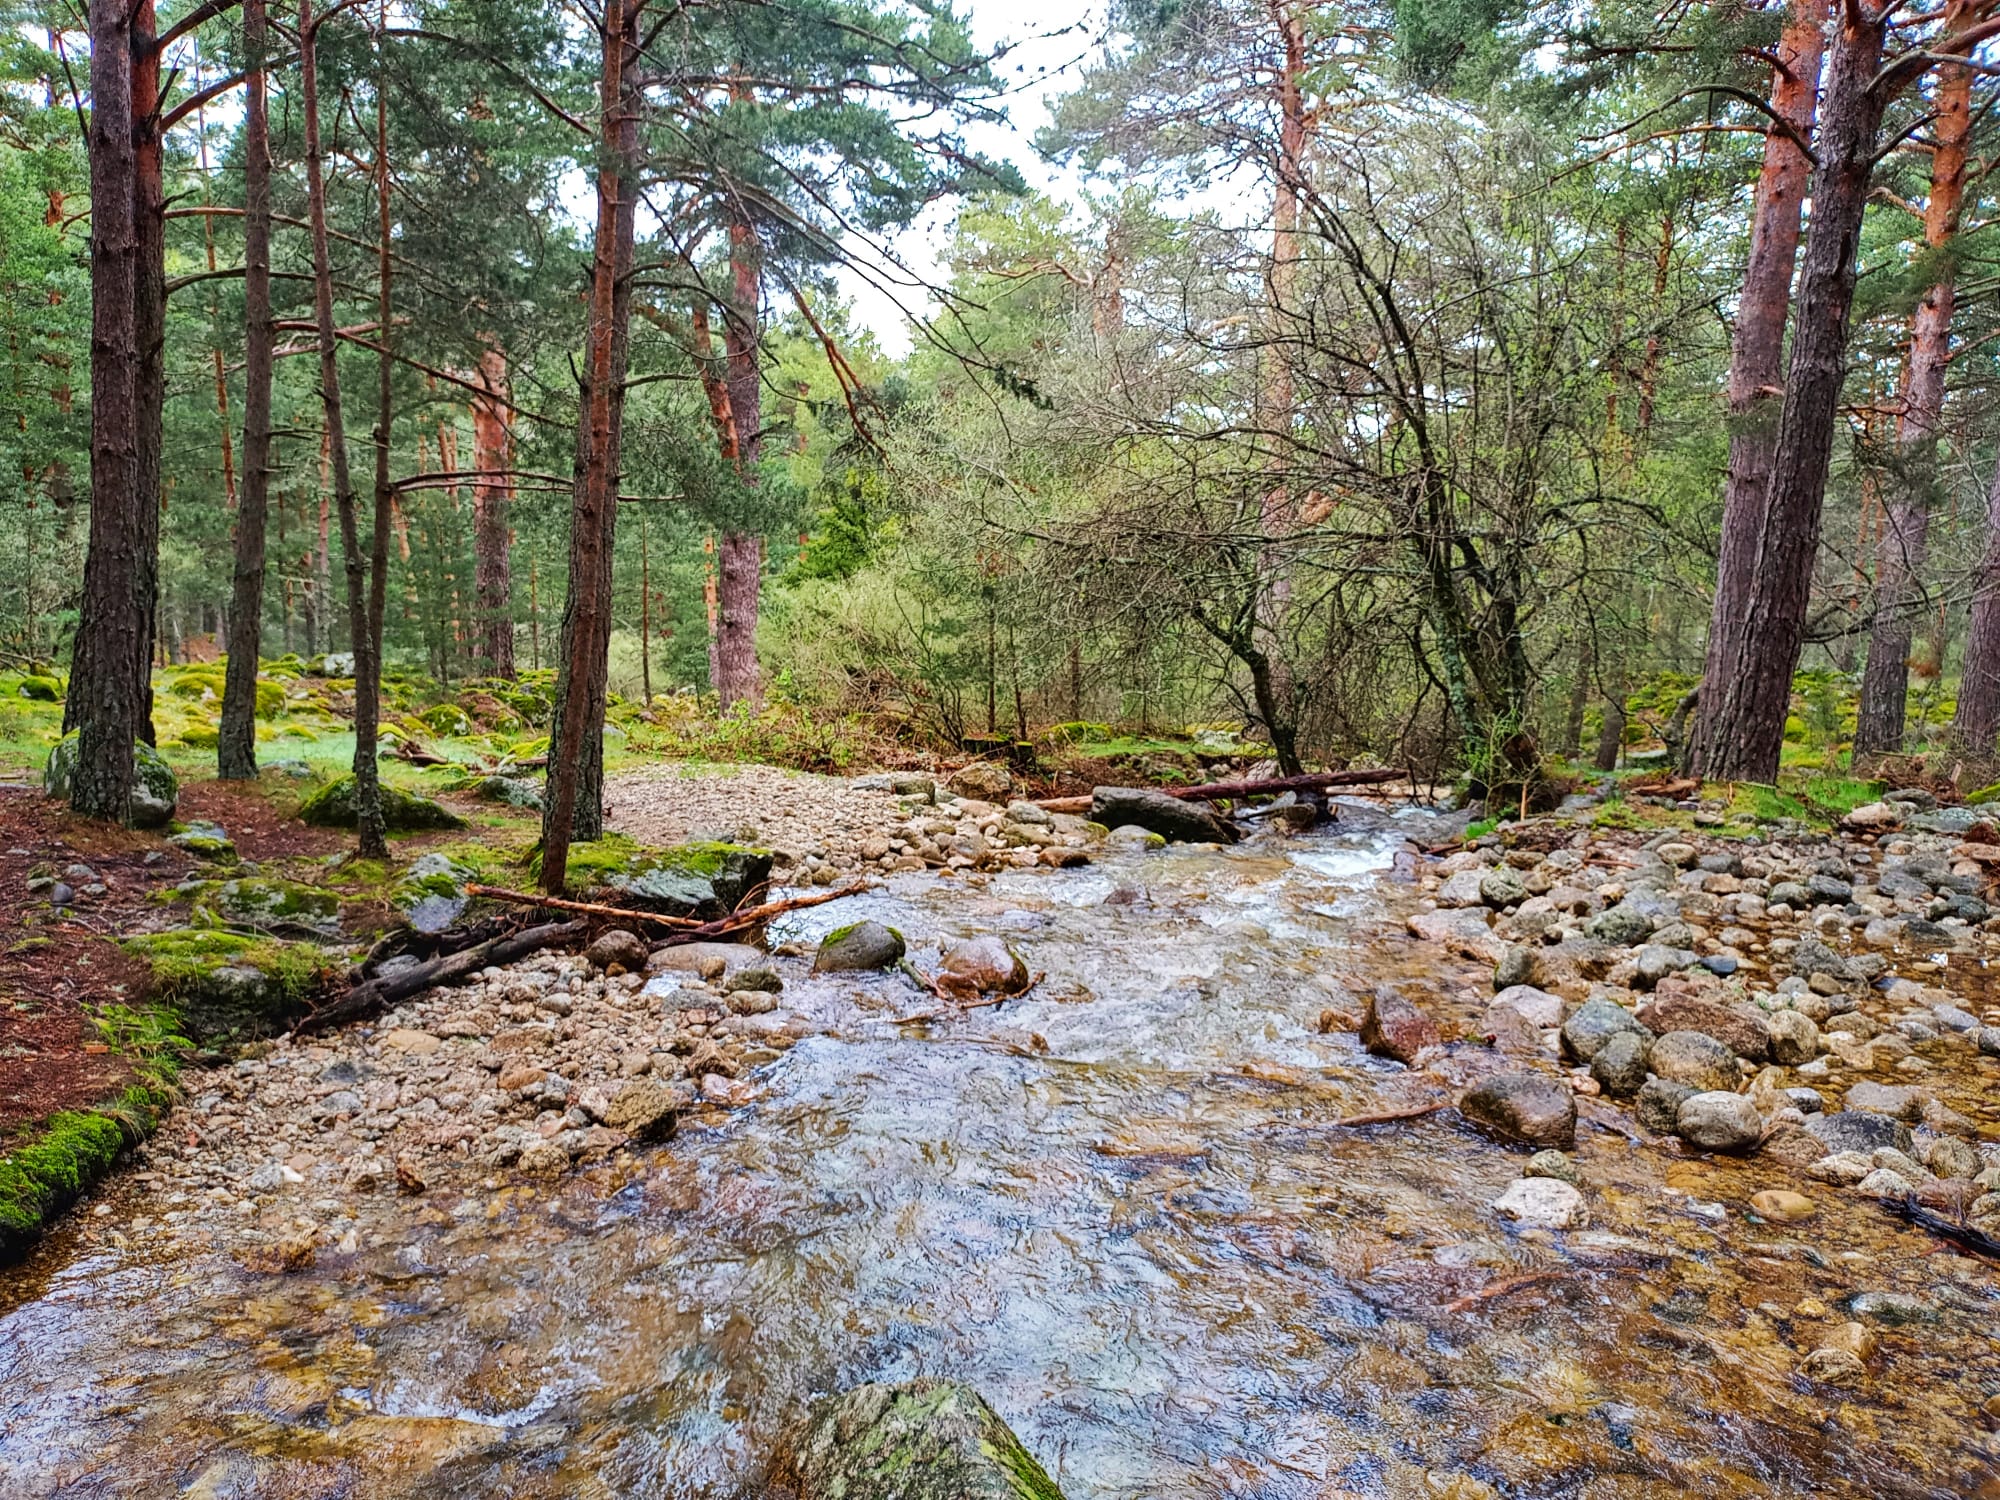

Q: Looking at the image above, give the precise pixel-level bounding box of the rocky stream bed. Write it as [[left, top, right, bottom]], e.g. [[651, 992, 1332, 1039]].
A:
[[4, 780, 2000, 1497]]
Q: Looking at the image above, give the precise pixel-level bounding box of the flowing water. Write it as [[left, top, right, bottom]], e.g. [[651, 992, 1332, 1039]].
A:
[[4, 808, 1998, 1498]]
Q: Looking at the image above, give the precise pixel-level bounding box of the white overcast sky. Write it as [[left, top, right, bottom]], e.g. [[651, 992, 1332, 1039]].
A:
[[832, 0, 1106, 356]]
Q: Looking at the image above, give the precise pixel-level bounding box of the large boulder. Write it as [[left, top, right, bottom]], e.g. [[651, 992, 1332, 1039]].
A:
[[1805, 1110, 1915, 1158], [1089, 786, 1238, 845], [1458, 1072, 1577, 1149], [43, 733, 178, 828], [781, 1380, 1067, 1500], [814, 921, 908, 973], [589, 842, 774, 919], [298, 774, 466, 832], [391, 852, 472, 934]]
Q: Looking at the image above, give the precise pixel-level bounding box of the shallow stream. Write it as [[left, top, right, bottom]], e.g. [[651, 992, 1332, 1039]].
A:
[[3, 810, 1997, 1497]]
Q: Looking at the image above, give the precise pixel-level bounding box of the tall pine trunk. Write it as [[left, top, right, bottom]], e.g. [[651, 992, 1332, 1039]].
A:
[[1853, 23, 1972, 756], [69, 0, 164, 818], [219, 0, 275, 780], [300, 0, 388, 856], [541, 0, 644, 894], [1954, 457, 2000, 754], [361, 14, 396, 856], [713, 215, 763, 710], [1692, 1, 1888, 782], [471, 344, 515, 678], [1688, 0, 1827, 777]]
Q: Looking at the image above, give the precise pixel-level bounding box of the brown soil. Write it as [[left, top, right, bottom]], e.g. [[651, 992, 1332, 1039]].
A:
[[0, 788, 189, 1132], [0, 774, 485, 1135]]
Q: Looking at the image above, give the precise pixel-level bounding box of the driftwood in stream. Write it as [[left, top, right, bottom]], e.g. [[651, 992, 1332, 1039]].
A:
[[1035, 768, 1406, 815], [294, 920, 589, 1036], [469, 879, 867, 940]]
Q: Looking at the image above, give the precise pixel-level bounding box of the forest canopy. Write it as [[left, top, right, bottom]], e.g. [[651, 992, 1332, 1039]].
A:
[[7, 0, 2000, 870]]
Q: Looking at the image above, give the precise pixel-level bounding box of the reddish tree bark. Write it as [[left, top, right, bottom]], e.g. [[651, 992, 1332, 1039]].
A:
[[1854, 22, 1972, 755], [1692, 0, 1891, 782], [219, 0, 275, 780], [1954, 458, 2000, 753], [471, 344, 515, 678], [68, 0, 165, 818], [712, 214, 764, 710], [1687, 0, 1827, 777], [540, 0, 645, 894]]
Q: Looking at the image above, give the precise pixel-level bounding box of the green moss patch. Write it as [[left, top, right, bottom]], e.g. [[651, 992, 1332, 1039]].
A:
[[297, 774, 467, 832], [0, 1091, 169, 1257]]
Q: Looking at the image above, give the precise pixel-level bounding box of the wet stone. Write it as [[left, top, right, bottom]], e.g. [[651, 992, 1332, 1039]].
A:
[[1361, 988, 1440, 1065], [1805, 1111, 1916, 1158], [1560, 998, 1650, 1065], [1589, 1030, 1650, 1097], [1646, 1031, 1741, 1093], [1492, 1176, 1587, 1230], [813, 921, 907, 973], [586, 929, 650, 973], [1675, 1092, 1763, 1154], [1635, 1078, 1695, 1135], [785, 1379, 1068, 1500], [1459, 1072, 1577, 1150]]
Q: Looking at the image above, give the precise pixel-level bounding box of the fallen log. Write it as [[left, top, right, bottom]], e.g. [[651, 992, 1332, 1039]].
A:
[[294, 919, 589, 1036], [1035, 768, 1406, 814]]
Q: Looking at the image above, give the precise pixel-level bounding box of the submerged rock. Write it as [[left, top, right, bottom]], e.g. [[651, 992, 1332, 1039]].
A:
[[1458, 1072, 1576, 1149], [1805, 1110, 1915, 1158], [783, 1379, 1067, 1500], [1089, 786, 1237, 845], [1491, 1176, 1587, 1230]]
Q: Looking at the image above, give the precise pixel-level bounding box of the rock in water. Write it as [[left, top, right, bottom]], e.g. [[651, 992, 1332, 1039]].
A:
[[1589, 1030, 1650, 1097], [1492, 1176, 1588, 1229], [1675, 1092, 1763, 1153], [1459, 1072, 1577, 1149], [1088, 787, 1239, 845], [1360, 988, 1439, 1064], [814, 921, 907, 973], [601, 1080, 681, 1142], [938, 937, 1031, 996], [1560, 997, 1650, 1064], [784, 1380, 1067, 1500], [1804, 1110, 1915, 1158]]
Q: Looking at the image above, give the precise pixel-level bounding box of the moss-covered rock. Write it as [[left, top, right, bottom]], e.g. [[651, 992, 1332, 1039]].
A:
[[391, 853, 472, 934], [477, 774, 543, 811], [15, 674, 61, 702], [211, 877, 343, 935], [297, 774, 467, 832], [418, 702, 474, 737], [43, 733, 178, 828], [169, 820, 237, 863], [125, 930, 336, 1041], [533, 835, 772, 914], [814, 921, 906, 973], [782, 1381, 1067, 1500], [0, 1087, 169, 1262]]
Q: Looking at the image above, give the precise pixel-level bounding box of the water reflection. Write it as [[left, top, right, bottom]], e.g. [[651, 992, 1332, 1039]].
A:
[[2, 812, 1996, 1498]]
